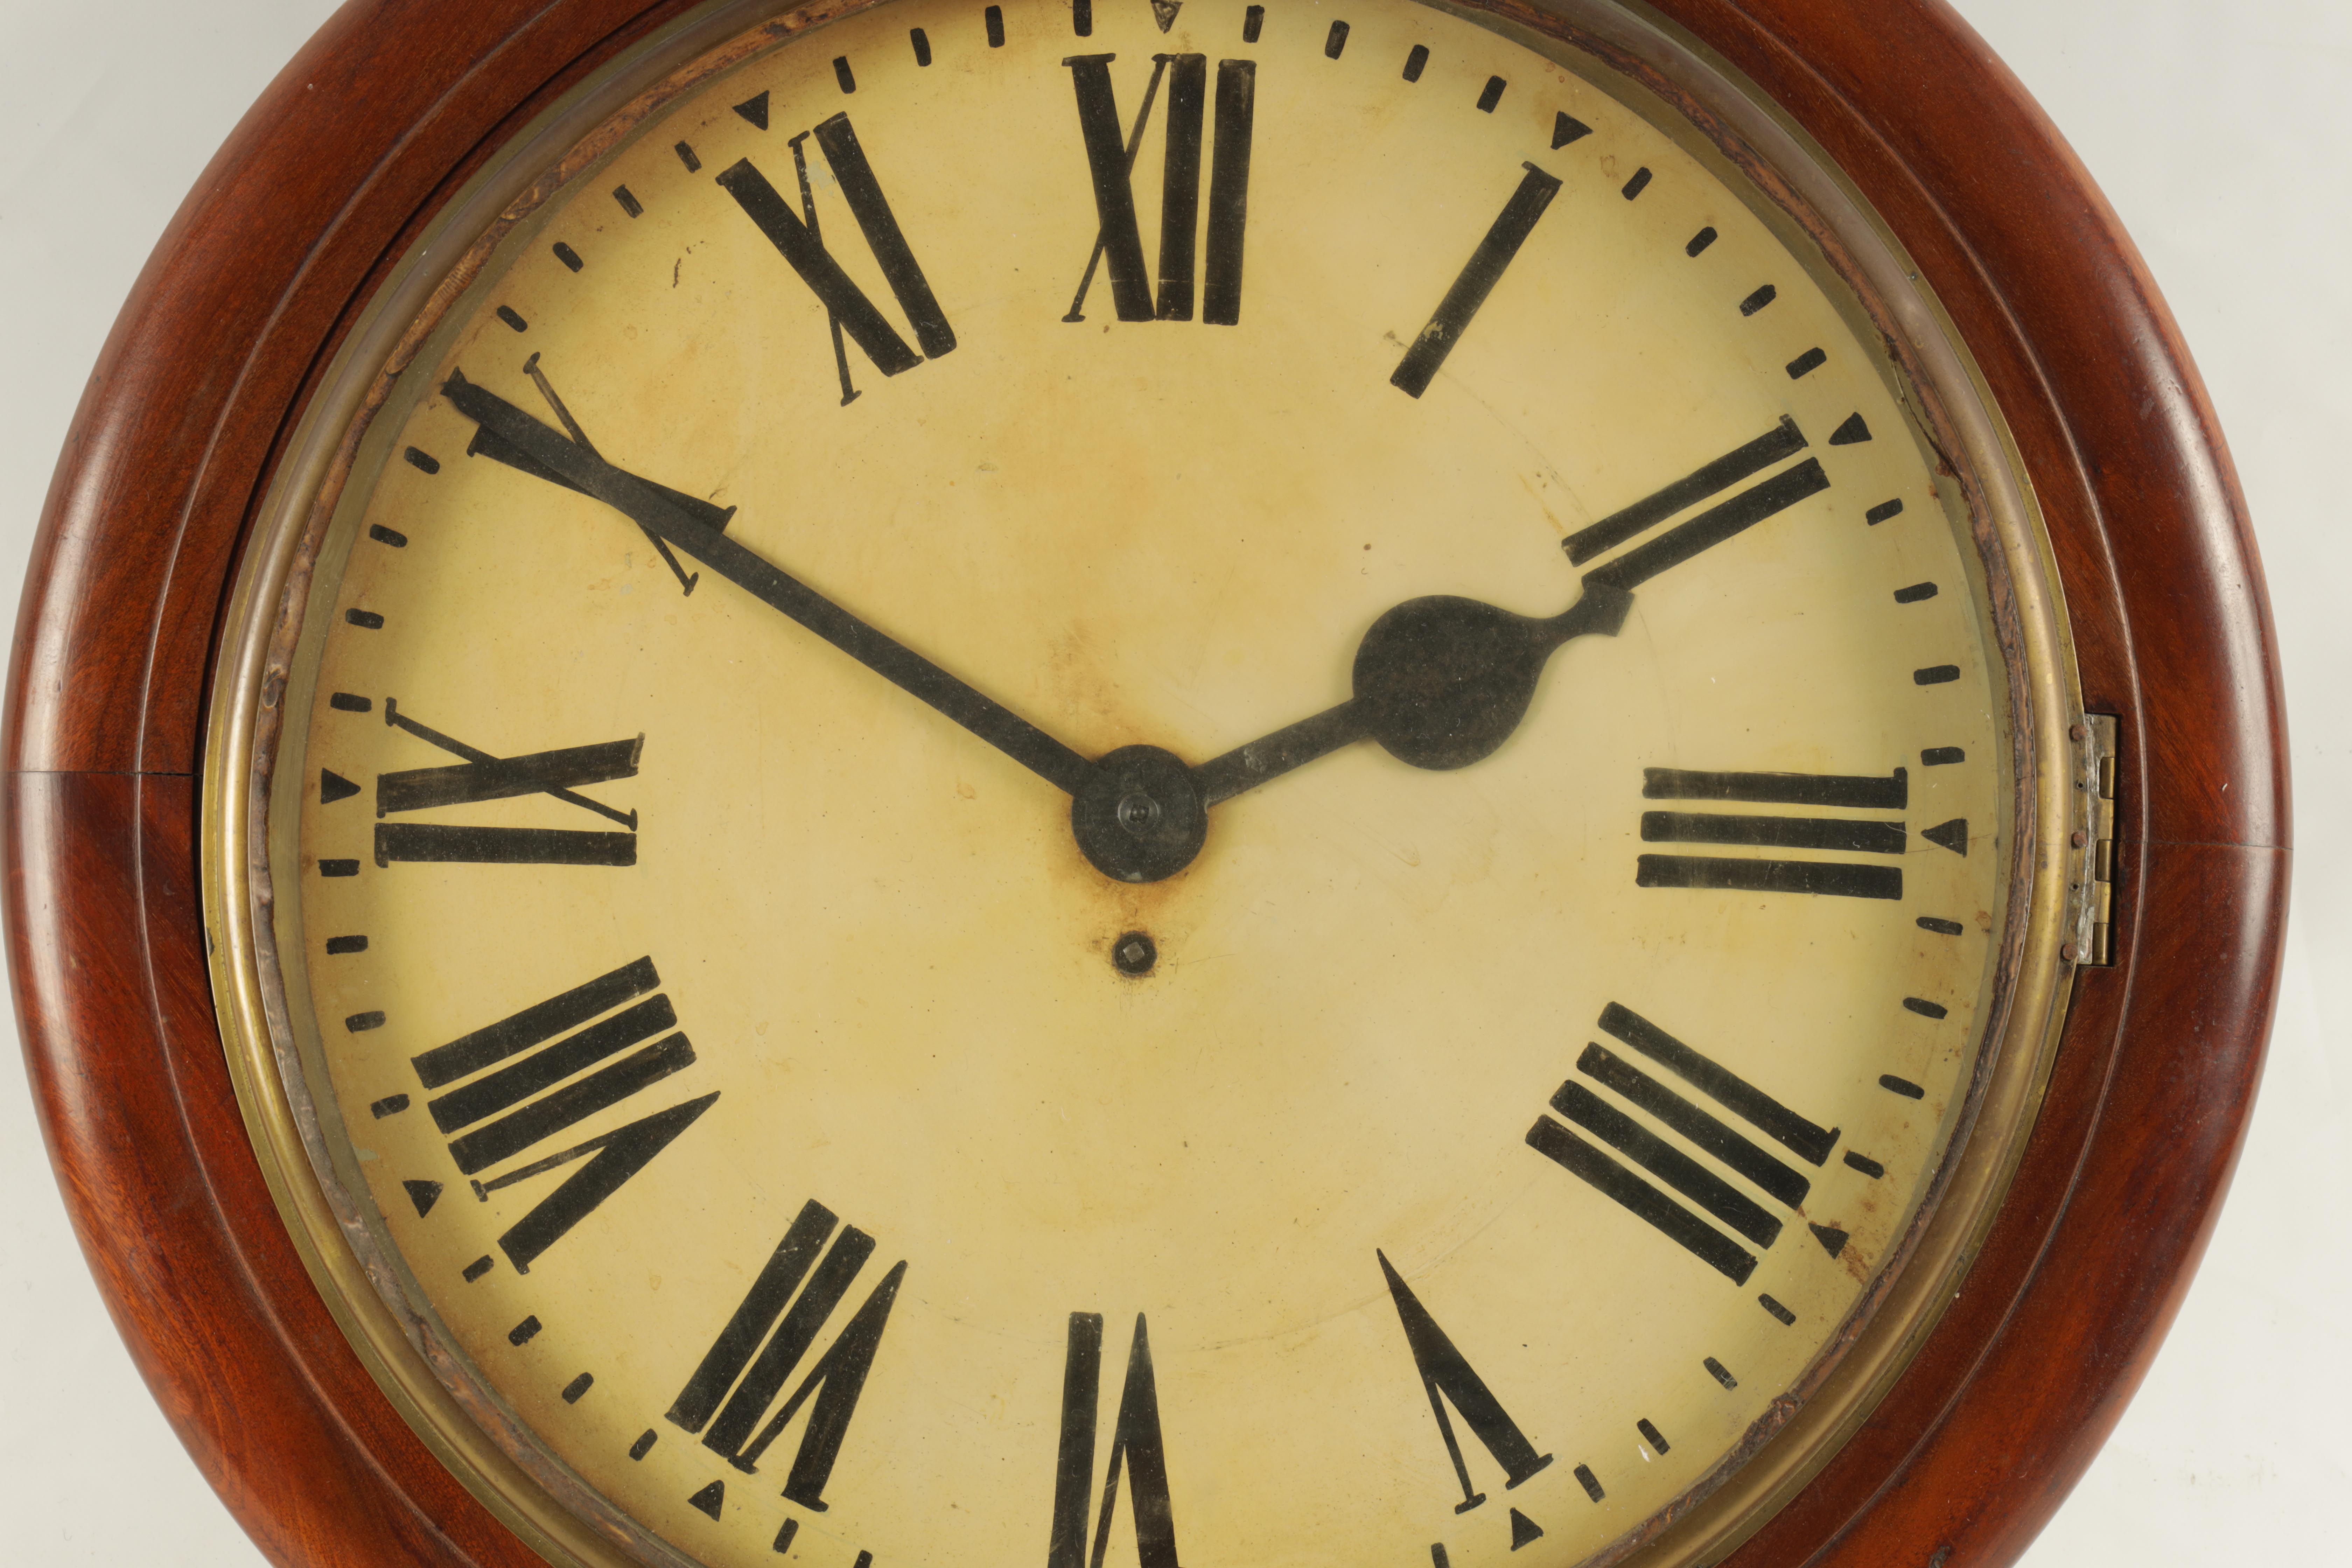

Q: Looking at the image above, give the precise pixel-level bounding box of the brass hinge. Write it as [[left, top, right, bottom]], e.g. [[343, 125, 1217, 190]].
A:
[[2066, 714, 2119, 966]]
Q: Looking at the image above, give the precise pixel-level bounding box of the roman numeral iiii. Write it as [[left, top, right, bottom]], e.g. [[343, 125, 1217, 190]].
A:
[[1526, 1003, 1837, 1284]]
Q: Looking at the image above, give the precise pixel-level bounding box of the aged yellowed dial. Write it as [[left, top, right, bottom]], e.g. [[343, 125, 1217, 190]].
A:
[[250, 1, 2036, 1566]]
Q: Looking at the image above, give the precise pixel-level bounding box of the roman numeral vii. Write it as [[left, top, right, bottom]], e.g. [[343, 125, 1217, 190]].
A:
[[666, 1198, 906, 1513]]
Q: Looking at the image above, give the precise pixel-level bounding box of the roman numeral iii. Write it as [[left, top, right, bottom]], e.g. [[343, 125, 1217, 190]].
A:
[[1526, 1003, 1837, 1284], [1063, 53, 1256, 324], [409, 955, 715, 1272], [1377, 1251, 1552, 1514], [373, 698, 640, 867], [1049, 1312, 1181, 1568], [1636, 764, 1910, 901], [667, 1198, 906, 1513], [718, 114, 956, 386]]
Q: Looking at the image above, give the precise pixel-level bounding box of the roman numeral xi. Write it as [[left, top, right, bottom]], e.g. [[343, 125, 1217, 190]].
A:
[[411, 955, 715, 1273], [667, 1199, 906, 1514], [719, 113, 955, 405], [1064, 53, 1256, 324], [1527, 1003, 1840, 1285], [373, 699, 640, 867]]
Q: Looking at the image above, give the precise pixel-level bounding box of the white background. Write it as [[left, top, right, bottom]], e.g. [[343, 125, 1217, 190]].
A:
[[0, 1, 2340, 1563]]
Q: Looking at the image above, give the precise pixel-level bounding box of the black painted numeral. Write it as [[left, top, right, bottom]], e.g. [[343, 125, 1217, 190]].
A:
[[1377, 1251, 1552, 1514], [411, 956, 715, 1272], [666, 1199, 906, 1511], [1062, 54, 1256, 324], [1636, 764, 1907, 901], [372, 699, 640, 867], [1391, 162, 1560, 397], [1049, 1312, 1180, 1568], [718, 114, 955, 390], [1526, 1003, 1838, 1284]]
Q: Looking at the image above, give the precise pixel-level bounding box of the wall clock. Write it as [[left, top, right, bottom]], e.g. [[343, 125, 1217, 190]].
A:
[[4, 1, 2288, 1567]]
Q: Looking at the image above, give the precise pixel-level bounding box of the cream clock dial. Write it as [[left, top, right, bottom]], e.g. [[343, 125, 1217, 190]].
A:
[[246, 2, 2051, 1566]]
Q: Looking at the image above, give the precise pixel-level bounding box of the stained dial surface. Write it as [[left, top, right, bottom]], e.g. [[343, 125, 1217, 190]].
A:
[[287, 2, 2010, 1565]]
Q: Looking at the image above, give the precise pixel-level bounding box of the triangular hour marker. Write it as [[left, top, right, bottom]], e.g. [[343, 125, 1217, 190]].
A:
[[687, 1480, 725, 1520], [1150, 0, 1182, 30], [320, 769, 359, 804], [1508, 1508, 1545, 1549], [1552, 113, 1591, 149], [404, 1180, 442, 1217], [733, 91, 770, 130], [1810, 1223, 1849, 1258], [1829, 412, 1872, 445], [1924, 818, 1969, 856]]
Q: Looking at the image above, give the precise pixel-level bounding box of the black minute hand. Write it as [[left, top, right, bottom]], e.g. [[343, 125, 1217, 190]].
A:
[[1194, 455, 1830, 805], [442, 370, 1093, 795]]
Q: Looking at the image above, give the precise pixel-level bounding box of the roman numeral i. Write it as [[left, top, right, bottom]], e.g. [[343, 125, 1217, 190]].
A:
[[411, 955, 714, 1273], [1063, 53, 1256, 324], [1526, 1003, 1838, 1285]]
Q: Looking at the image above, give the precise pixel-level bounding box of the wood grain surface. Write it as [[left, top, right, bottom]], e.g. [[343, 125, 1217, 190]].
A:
[[2, 2, 2288, 1566]]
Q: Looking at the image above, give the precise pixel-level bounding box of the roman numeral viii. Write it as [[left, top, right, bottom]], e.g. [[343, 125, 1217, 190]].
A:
[[1063, 53, 1256, 324], [373, 698, 640, 867], [667, 1199, 906, 1513], [1637, 765, 1912, 901], [1049, 1312, 1181, 1568], [410, 955, 715, 1273], [1378, 1251, 1551, 1514], [718, 113, 955, 398], [1526, 1003, 1837, 1285]]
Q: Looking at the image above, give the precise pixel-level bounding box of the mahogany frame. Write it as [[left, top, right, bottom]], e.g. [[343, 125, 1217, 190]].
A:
[[4, 2, 2287, 1566]]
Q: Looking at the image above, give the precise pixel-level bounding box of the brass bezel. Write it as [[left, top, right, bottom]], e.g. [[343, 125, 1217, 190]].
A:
[[200, 2, 2091, 1565]]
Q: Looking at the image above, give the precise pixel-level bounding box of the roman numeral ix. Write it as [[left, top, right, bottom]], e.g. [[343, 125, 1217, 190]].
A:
[[1378, 1251, 1552, 1515], [718, 113, 955, 402], [1049, 1312, 1181, 1568], [667, 1199, 906, 1514], [373, 699, 641, 867], [411, 955, 715, 1273], [1526, 1003, 1839, 1284], [1063, 52, 1256, 324]]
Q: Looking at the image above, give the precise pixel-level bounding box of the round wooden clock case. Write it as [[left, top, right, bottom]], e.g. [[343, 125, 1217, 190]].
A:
[[4, 2, 2286, 1568]]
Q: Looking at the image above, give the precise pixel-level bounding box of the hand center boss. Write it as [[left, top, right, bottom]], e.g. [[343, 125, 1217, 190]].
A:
[[445, 369, 1826, 883]]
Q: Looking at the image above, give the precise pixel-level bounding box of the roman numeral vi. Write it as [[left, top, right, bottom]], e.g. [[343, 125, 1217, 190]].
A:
[[1049, 1312, 1181, 1568]]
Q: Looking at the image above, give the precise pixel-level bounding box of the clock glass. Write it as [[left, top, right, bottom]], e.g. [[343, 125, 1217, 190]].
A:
[[207, 1, 2085, 1566]]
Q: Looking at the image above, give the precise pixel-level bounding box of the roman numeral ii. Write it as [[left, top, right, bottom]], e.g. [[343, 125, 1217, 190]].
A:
[[410, 955, 715, 1272], [373, 698, 640, 867], [667, 1199, 906, 1513], [1063, 53, 1256, 324]]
